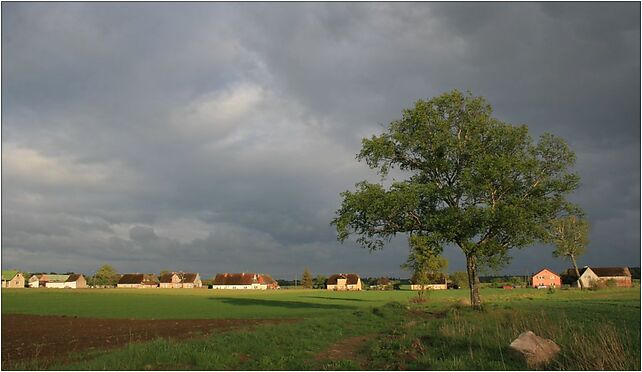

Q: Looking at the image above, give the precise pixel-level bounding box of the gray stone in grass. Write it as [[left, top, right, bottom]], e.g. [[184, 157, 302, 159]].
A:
[[509, 331, 560, 367]]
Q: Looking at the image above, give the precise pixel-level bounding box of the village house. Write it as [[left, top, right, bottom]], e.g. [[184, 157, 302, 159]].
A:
[[370, 277, 393, 290], [2, 270, 25, 288], [117, 274, 159, 288], [531, 268, 561, 288], [65, 274, 88, 288], [44, 274, 72, 288], [410, 273, 448, 290], [180, 273, 202, 288], [159, 272, 202, 288], [410, 274, 448, 291], [28, 274, 43, 288], [211, 273, 279, 290], [327, 273, 362, 291], [562, 267, 632, 288]]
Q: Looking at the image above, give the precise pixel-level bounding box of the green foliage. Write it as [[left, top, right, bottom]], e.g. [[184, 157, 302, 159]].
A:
[[91, 264, 119, 287], [448, 271, 469, 289], [550, 215, 589, 257], [313, 275, 327, 289], [402, 236, 448, 284], [333, 90, 581, 307], [301, 268, 313, 289]]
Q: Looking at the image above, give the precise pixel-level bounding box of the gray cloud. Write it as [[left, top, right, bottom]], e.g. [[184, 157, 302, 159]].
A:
[[2, 2, 639, 278]]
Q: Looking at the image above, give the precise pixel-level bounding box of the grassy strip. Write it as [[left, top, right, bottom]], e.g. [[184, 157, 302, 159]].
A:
[[3, 288, 639, 370], [364, 298, 640, 370]]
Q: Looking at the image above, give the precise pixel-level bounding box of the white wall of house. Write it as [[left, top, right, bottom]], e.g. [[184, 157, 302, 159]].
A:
[[2, 273, 25, 288], [45, 282, 66, 288], [328, 278, 361, 291], [578, 268, 599, 288], [28, 276, 40, 288], [211, 284, 268, 290], [411, 284, 447, 290], [117, 283, 141, 288]]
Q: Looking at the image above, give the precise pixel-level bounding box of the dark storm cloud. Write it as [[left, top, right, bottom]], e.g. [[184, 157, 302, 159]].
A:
[[2, 2, 639, 278]]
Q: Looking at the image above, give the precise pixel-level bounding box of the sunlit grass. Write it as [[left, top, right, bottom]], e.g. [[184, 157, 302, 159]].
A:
[[2, 287, 639, 370]]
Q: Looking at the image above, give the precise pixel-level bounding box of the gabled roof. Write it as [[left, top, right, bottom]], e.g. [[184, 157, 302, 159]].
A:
[[533, 268, 559, 276], [374, 277, 391, 285], [327, 273, 360, 285], [159, 273, 179, 283], [213, 273, 257, 286], [589, 267, 631, 277], [66, 274, 84, 282], [181, 273, 199, 283], [118, 274, 144, 284], [159, 272, 200, 283], [1, 270, 20, 281], [257, 274, 276, 285], [47, 274, 70, 283], [563, 266, 632, 279]]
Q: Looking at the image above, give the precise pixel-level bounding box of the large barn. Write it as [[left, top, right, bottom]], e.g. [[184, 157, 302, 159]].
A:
[[326, 274, 362, 291], [211, 273, 278, 290], [159, 272, 202, 288], [44, 274, 73, 288], [562, 267, 632, 288], [65, 274, 88, 288], [117, 274, 159, 288]]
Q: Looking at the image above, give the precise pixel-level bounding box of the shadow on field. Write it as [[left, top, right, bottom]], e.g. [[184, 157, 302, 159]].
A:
[[388, 332, 526, 370], [302, 296, 374, 302], [210, 297, 357, 310]]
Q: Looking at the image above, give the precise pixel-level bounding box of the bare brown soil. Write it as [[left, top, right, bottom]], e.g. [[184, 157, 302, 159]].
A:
[[2, 314, 297, 367], [314, 334, 375, 366]]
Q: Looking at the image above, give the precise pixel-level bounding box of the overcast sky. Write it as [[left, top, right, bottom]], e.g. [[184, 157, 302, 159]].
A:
[[2, 2, 640, 279]]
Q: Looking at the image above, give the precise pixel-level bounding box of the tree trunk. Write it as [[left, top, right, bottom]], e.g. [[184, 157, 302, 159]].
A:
[[465, 253, 482, 309], [570, 254, 583, 290]]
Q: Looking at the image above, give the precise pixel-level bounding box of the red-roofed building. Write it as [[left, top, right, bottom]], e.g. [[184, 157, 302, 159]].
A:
[[561, 267, 632, 288], [531, 268, 561, 288], [117, 273, 159, 288], [159, 272, 202, 288], [327, 273, 362, 291], [211, 273, 279, 290]]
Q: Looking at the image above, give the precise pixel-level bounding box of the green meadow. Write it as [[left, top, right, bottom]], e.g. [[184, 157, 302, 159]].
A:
[[2, 287, 640, 370]]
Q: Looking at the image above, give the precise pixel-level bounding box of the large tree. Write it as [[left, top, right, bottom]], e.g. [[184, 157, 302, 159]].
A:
[[332, 90, 580, 308], [550, 215, 589, 289], [92, 264, 119, 287], [301, 268, 313, 289]]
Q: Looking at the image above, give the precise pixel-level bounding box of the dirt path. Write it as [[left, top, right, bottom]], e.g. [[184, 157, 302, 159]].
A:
[[2, 314, 297, 367]]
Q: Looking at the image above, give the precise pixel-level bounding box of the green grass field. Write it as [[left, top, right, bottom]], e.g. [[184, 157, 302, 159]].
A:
[[2, 287, 640, 370]]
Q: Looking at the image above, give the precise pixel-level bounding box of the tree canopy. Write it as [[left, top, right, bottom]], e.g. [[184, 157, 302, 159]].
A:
[[332, 90, 581, 308], [550, 215, 589, 288], [92, 264, 119, 287], [301, 268, 313, 289]]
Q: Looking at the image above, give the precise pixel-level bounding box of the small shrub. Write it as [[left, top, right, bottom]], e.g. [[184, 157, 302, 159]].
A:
[[547, 287, 556, 295], [589, 279, 607, 290]]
